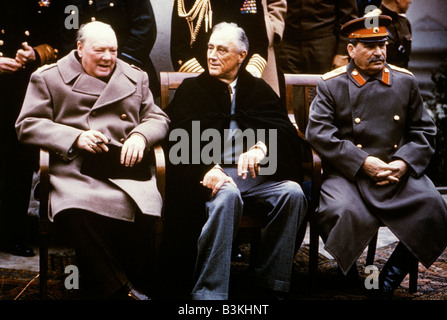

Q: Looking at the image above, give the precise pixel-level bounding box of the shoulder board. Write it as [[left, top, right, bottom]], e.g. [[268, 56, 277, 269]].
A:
[[388, 64, 414, 76], [322, 66, 347, 80], [130, 64, 143, 72], [36, 62, 57, 73]]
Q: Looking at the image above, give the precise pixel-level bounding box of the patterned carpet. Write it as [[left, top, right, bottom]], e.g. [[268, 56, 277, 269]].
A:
[[2, 241, 447, 301]]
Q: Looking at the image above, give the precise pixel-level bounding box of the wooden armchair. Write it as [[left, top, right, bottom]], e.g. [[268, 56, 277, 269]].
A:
[[37, 145, 166, 299]]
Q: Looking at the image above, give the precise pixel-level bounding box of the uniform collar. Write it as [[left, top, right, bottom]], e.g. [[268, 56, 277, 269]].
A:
[[347, 61, 392, 87]]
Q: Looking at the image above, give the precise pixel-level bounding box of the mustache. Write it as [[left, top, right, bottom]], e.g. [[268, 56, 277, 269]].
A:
[[368, 56, 385, 63]]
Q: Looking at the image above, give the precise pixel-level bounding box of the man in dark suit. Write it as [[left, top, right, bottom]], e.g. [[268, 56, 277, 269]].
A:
[[162, 22, 307, 300], [306, 15, 447, 299]]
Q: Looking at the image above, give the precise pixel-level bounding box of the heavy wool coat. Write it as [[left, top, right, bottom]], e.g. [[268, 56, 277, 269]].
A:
[[15, 51, 169, 222], [306, 61, 447, 274]]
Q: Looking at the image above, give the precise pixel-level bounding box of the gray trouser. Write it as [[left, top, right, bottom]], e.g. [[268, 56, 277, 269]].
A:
[[191, 179, 307, 300]]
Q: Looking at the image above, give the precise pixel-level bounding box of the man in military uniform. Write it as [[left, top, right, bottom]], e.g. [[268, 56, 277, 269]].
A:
[[60, 0, 159, 96], [0, 0, 59, 256], [379, 0, 412, 68], [306, 15, 447, 299]]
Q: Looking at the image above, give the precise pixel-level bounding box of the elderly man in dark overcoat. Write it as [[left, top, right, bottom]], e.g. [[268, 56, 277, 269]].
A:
[[161, 22, 307, 300], [306, 15, 447, 299], [16, 21, 169, 299]]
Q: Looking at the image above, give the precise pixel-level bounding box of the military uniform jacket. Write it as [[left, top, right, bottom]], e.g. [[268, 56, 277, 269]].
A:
[[15, 51, 169, 222], [0, 0, 60, 124], [380, 4, 412, 68], [282, 0, 358, 55], [305, 61, 447, 273]]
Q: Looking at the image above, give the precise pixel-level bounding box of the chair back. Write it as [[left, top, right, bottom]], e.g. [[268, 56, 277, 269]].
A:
[[283, 74, 321, 139], [160, 72, 201, 108]]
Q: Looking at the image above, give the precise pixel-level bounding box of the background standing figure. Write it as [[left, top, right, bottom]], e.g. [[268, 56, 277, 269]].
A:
[[0, 0, 59, 257]]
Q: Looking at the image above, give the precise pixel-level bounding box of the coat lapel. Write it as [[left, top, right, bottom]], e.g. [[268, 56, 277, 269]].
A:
[[57, 51, 137, 108], [93, 61, 137, 110]]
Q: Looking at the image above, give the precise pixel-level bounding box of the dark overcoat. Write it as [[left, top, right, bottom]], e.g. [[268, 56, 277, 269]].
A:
[[160, 69, 303, 295], [306, 61, 447, 274]]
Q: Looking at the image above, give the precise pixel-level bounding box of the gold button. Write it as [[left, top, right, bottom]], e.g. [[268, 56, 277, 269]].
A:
[[393, 144, 398, 150], [394, 115, 400, 121], [0, 40, 3, 46], [354, 117, 361, 124], [89, 0, 93, 4], [120, 113, 128, 120], [24, 30, 30, 36], [120, 138, 125, 143], [109, 2, 114, 7], [356, 144, 363, 149], [91, 17, 96, 22], [0, 52, 3, 57], [1, 30, 5, 34]]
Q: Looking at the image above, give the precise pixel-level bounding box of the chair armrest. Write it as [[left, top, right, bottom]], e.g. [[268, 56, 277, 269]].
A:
[[152, 144, 166, 203], [39, 149, 50, 221], [310, 148, 322, 208]]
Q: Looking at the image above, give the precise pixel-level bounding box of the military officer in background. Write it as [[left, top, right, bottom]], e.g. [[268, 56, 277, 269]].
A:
[[0, 0, 59, 256], [59, 0, 160, 97], [379, 0, 412, 68], [306, 15, 447, 299]]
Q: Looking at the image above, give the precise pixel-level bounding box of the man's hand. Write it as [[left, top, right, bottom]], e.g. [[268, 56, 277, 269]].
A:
[[237, 147, 265, 180], [76, 130, 110, 153], [15, 42, 36, 66], [362, 156, 407, 186], [202, 167, 237, 197], [0, 57, 23, 74], [332, 54, 349, 69], [121, 134, 146, 167]]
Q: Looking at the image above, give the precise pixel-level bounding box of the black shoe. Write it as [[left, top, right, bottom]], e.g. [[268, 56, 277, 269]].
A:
[[127, 287, 151, 300], [371, 243, 416, 300], [110, 285, 151, 300], [2, 243, 35, 257]]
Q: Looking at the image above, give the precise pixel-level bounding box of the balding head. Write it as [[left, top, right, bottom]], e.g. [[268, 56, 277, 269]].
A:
[[76, 21, 118, 79]]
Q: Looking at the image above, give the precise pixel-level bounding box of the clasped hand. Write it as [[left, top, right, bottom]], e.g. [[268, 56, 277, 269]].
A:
[[76, 130, 146, 167], [362, 156, 408, 186], [201, 147, 265, 196], [0, 42, 36, 75]]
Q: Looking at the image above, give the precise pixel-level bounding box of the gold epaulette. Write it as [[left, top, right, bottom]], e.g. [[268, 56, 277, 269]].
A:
[[322, 66, 347, 80], [178, 57, 205, 73], [388, 64, 414, 76], [246, 53, 267, 76]]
